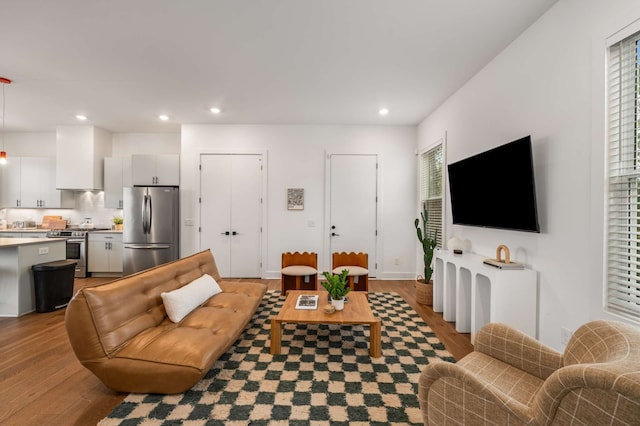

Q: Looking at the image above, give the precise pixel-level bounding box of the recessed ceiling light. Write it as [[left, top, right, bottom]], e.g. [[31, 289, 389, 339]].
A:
[[75, 114, 87, 121], [158, 114, 169, 121], [378, 108, 389, 116], [210, 107, 221, 114]]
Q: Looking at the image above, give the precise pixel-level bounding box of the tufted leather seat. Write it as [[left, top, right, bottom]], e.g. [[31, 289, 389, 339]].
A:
[[65, 249, 266, 394]]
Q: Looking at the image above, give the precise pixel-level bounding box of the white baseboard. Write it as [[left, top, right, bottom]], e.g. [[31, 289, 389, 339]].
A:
[[373, 272, 417, 280], [264, 270, 281, 279], [262, 270, 416, 280]]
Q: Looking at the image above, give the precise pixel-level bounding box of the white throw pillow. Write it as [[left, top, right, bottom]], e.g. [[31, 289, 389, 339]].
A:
[[161, 274, 222, 323]]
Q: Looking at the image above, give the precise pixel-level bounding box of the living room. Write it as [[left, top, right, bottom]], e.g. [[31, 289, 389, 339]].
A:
[[2, 0, 640, 424]]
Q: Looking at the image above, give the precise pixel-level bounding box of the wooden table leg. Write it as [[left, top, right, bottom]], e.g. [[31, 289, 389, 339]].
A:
[[270, 317, 282, 355], [370, 317, 381, 357]]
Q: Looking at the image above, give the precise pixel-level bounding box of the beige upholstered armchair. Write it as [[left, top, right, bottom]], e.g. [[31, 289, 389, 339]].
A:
[[419, 320, 640, 425]]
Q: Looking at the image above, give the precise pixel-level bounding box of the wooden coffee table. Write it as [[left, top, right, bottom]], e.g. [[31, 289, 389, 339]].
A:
[[270, 290, 381, 357]]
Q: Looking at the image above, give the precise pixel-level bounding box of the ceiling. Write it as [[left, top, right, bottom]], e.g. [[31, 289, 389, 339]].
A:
[[0, 0, 558, 134]]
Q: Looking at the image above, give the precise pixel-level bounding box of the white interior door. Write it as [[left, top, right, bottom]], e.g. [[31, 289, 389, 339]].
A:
[[200, 154, 262, 278], [329, 154, 377, 275]]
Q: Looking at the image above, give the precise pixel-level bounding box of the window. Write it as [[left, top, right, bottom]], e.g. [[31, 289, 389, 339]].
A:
[[420, 143, 443, 248], [606, 30, 640, 319]]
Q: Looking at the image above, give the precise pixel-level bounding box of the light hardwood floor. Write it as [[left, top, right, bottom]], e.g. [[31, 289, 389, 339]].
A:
[[0, 278, 472, 426]]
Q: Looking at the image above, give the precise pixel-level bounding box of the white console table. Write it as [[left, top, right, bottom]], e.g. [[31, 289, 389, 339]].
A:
[[433, 249, 538, 342]]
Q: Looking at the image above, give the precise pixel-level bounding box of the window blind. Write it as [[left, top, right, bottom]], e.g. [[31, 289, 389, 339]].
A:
[[420, 144, 443, 248], [607, 31, 640, 318]]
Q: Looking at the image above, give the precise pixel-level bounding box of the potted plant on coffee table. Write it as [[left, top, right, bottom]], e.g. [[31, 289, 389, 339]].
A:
[[414, 205, 438, 305], [321, 269, 351, 311]]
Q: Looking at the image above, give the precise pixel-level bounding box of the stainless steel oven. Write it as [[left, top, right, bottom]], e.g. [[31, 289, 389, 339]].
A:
[[47, 230, 88, 278], [66, 237, 87, 277]]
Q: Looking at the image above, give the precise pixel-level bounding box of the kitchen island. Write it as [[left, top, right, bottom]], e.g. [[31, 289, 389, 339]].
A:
[[0, 238, 66, 317]]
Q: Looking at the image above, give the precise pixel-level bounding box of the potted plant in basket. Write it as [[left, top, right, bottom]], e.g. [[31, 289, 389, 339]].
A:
[[414, 205, 438, 305], [321, 269, 351, 311], [113, 216, 124, 231]]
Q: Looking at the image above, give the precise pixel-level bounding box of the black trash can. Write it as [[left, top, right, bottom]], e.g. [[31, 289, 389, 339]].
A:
[[32, 260, 77, 313]]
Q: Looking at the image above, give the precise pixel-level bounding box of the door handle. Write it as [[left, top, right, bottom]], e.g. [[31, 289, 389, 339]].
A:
[[331, 232, 340, 236], [124, 244, 170, 249], [232, 231, 238, 236], [221, 231, 230, 235]]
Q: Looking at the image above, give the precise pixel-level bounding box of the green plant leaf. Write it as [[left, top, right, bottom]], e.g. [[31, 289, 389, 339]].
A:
[[414, 205, 437, 282], [321, 269, 351, 299]]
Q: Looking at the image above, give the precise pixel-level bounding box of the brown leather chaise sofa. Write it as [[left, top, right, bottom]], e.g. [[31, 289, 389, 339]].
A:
[[65, 249, 267, 394], [419, 320, 640, 425]]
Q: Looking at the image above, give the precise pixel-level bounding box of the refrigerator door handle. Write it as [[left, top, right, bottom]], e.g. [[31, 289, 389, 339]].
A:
[[142, 194, 148, 234], [143, 193, 152, 234], [124, 244, 171, 249], [148, 193, 153, 232]]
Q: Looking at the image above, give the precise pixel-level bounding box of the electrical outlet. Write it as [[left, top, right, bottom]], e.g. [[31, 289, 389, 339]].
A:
[[38, 247, 49, 255], [184, 218, 193, 226], [561, 327, 573, 345], [393, 258, 400, 266]]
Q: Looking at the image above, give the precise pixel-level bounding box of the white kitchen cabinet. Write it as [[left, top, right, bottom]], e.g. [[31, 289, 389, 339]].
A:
[[0, 157, 74, 208], [21, 157, 73, 208], [0, 232, 24, 238], [39, 158, 71, 208], [104, 157, 132, 209], [0, 158, 21, 208], [19, 157, 41, 208], [88, 232, 123, 275], [131, 154, 179, 186]]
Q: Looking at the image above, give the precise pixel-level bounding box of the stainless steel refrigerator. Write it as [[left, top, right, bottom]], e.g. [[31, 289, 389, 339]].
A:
[[123, 186, 180, 275]]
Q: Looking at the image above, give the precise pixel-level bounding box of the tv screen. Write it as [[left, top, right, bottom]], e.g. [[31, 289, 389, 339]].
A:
[[447, 135, 540, 233]]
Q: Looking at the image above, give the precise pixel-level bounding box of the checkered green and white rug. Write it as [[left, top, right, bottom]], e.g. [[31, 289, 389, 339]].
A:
[[99, 291, 455, 426]]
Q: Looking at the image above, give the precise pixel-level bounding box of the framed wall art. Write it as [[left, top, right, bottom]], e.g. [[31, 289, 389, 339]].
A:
[[287, 188, 304, 210]]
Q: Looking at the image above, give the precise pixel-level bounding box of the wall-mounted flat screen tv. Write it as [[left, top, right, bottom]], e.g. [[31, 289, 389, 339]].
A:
[[447, 135, 540, 233]]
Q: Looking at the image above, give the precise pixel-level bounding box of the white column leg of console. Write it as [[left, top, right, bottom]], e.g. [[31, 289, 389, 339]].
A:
[[443, 260, 457, 322], [455, 267, 472, 333], [433, 257, 444, 312]]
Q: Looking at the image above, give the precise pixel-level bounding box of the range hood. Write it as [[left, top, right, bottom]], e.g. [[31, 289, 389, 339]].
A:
[[56, 125, 111, 190]]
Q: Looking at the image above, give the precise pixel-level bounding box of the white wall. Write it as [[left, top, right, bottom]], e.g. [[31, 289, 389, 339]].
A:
[[418, 0, 640, 350], [2, 132, 56, 157], [181, 124, 417, 279], [112, 133, 180, 156]]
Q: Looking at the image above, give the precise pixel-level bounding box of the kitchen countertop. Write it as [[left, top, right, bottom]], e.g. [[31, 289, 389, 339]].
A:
[[0, 237, 66, 248], [0, 229, 49, 233], [0, 228, 122, 233]]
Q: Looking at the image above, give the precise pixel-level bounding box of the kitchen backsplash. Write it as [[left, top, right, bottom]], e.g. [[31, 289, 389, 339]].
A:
[[0, 191, 123, 229]]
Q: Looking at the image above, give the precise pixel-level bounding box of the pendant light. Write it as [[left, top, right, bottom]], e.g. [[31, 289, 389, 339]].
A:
[[0, 77, 11, 165]]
